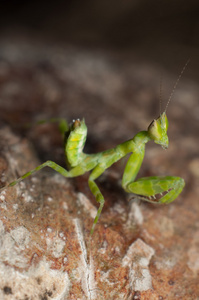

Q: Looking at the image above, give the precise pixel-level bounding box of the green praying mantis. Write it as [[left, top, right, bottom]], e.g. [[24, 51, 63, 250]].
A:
[[0, 63, 188, 235]]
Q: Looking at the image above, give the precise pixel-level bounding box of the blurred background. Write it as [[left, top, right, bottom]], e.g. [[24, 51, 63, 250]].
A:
[[0, 0, 198, 164], [0, 0, 198, 74]]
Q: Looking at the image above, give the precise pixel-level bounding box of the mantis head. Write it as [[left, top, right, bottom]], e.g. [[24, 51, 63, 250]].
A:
[[147, 60, 189, 150], [148, 112, 169, 149]]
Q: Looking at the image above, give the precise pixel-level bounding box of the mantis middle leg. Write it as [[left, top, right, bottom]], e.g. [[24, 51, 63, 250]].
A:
[[88, 165, 106, 235]]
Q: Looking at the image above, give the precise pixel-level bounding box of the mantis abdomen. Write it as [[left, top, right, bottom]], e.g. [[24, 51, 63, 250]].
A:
[[65, 119, 87, 167]]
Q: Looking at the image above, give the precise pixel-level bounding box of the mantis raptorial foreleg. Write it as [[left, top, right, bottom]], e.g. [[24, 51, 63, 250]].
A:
[[121, 140, 185, 204], [121, 144, 145, 191], [126, 176, 185, 204]]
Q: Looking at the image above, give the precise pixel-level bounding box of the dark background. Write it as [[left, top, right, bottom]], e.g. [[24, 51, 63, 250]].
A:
[[0, 4, 199, 298], [0, 0, 198, 78]]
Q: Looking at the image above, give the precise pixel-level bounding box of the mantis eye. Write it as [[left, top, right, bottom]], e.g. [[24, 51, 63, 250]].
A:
[[148, 119, 155, 129], [148, 119, 161, 140], [148, 119, 158, 135], [164, 114, 169, 131]]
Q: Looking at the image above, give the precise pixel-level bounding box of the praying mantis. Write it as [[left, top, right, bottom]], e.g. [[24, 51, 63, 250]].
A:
[[0, 63, 188, 235]]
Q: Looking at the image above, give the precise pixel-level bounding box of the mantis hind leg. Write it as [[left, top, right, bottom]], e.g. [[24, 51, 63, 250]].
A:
[[88, 165, 106, 235], [127, 176, 185, 204], [36, 118, 69, 138], [0, 160, 87, 191]]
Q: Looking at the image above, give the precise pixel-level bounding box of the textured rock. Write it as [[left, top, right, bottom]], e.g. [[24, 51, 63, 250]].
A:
[[0, 40, 198, 299]]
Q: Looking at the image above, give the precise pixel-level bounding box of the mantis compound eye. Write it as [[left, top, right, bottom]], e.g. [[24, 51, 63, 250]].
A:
[[148, 119, 155, 128], [148, 119, 160, 140]]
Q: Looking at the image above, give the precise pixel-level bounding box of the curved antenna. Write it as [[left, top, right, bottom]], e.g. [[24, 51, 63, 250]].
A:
[[159, 73, 163, 115], [164, 59, 190, 112]]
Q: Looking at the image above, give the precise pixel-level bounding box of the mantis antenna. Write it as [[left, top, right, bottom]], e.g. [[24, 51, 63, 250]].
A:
[[164, 59, 190, 113], [159, 73, 163, 115]]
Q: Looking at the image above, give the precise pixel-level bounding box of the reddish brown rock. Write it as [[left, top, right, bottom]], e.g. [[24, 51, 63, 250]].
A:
[[0, 41, 198, 299]]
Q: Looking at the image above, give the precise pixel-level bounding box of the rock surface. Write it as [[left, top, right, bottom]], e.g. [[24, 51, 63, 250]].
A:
[[0, 40, 198, 299]]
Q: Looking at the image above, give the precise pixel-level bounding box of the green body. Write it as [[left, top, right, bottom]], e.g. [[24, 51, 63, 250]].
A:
[[1, 113, 185, 234]]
